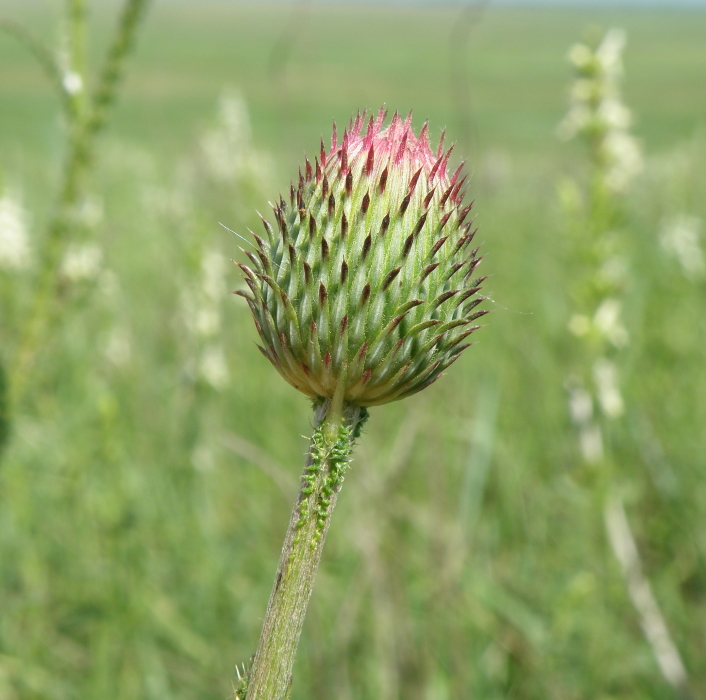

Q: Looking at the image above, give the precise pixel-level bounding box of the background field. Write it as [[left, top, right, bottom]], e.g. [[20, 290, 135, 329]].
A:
[[1, 1, 705, 699]]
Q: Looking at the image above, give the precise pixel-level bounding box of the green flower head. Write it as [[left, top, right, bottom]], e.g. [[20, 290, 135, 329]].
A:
[[237, 108, 488, 407]]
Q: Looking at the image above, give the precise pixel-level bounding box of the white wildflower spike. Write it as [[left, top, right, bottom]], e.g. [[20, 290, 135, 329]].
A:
[[199, 89, 272, 186], [593, 298, 629, 348], [60, 243, 103, 282], [199, 344, 230, 390], [557, 27, 642, 193], [659, 214, 705, 280], [593, 357, 624, 418], [0, 192, 31, 270]]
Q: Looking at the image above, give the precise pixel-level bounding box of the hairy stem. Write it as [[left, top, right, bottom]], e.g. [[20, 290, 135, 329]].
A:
[[243, 400, 368, 700]]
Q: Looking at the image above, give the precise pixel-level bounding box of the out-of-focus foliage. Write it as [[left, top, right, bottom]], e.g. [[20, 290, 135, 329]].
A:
[[1, 3, 705, 700]]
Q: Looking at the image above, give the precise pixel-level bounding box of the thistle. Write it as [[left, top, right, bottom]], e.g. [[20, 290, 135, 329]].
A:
[[237, 110, 487, 700], [237, 107, 487, 409]]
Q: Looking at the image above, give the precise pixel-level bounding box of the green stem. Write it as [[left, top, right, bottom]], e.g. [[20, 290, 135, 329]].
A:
[[66, 0, 88, 120], [9, 0, 151, 406], [0, 360, 8, 457], [243, 400, 368, 700]]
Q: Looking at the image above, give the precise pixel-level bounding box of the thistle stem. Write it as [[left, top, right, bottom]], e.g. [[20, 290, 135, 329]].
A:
[[244, 400, 368, 700]]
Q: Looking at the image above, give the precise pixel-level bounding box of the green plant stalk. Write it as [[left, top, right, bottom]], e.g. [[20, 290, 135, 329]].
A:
[[9, 0, 150, 405], [244, 398, 368, 700], [0, 360, 8, 456]]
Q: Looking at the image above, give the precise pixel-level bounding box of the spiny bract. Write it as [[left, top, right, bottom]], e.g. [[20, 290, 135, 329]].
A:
[[236, 108, 488, 407]]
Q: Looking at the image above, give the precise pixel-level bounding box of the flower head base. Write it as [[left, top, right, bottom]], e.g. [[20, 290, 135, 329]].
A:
[[237, 108, 487, 407]]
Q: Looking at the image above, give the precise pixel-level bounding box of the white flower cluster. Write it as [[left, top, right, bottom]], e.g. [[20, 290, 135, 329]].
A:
[[60, 243, 103, 282], [180, 248, 231, 390], [0, 191, 31, 270], [198, 89, 272, 187], [568, 298, 629, 349], [558, 28, 643, 193], [568, 382, 604, 464], [567, 357, 624, 464], [104, 326, 132, 367], [659, 214, 705, 280]]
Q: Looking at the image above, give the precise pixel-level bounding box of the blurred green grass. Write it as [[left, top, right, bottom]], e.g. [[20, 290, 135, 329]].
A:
[[1, 2, 706, 699]]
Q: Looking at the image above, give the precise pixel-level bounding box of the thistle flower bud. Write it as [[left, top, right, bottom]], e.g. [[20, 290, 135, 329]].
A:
[[237, 108, 488, 406]]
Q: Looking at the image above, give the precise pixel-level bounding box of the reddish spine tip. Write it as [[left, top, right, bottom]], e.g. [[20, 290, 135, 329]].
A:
[[434, 290, 460, 308], [429, 156, 443, 182], [439, 184, 454, 207], [380, 213, 390, 236], [319, 282, 328, 306], [361, 192, 370, 215], [305, 158, 313, 181], [345, 170, 353, 197], [395, 130, 409, 164], [400, 193, 411, 216], [361, 234, 372, 261], [382, 266, 402, 290], [451, 176, 467, 203], [259, 214, 274, 239], [402, 234, 414, 259], [365, 115, 375, 145], [458, 203, 473, 224], [321, 236, 329, 261], [328, 192, 335, 217], [341, 213, 348, 240], [418, 120, 430, 149], [408, 167, 423, 195], [387, 314, 405, 334], [436, 129, 446, 158], [322, 174, 329, 198], [339, 315, 349, 334], [309, 214, 316, 239], [365, 145, 375, 176], [254, 249, 267, 270], [413, 212, 428, 237], [469, 309, 490, 322], [340, 259, 349, 283], [303, 260, 311, 284], [378, 167, 388, 194], [420, 262, 439, 282], [430, 235, 449, 258], [360, 283, 371, 307]]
